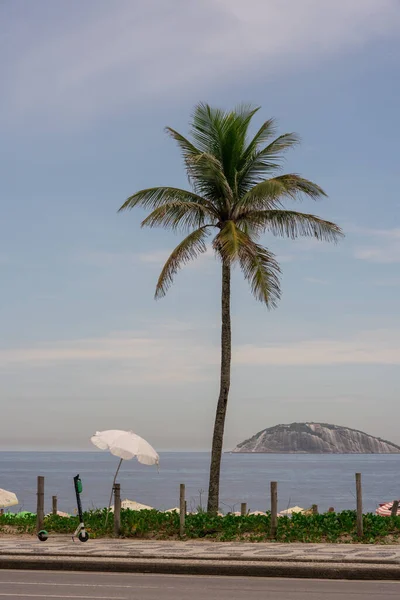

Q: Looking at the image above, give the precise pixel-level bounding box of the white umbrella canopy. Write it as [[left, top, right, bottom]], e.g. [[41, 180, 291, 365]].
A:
[[110, 499, 153, 512], [0, 489, 18, 509], [91, 430, 159, 465], [90, 430, 159, 520], [278, 506, 305, 517]]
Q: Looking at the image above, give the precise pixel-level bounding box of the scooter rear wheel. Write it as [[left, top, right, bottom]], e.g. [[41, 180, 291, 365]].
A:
[[78, 531, 89, 542]]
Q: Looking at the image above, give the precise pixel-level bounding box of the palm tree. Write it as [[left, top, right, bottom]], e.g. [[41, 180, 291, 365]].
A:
[[119, 103, 343, 513]]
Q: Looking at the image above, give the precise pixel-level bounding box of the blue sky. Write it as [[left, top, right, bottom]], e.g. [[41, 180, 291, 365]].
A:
[[1, 0, 399, 451]]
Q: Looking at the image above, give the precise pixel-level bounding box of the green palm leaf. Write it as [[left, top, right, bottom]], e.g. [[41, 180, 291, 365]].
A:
[[237, 237, 281, 307], [234, 173, 327, 215], [212, 220, 242, 261], [118, 187, 214, 212], [238, 209, 343, 242], [141, 201, 217, 232], [239, 133, 300, 193], [155, 226, 211, 299]]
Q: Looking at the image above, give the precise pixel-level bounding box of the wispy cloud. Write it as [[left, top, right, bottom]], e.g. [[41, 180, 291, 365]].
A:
[[2, 328, 400, 385], [2, 0, 399, 128], [372, 277, 400, 287], [354, 227, 400, 264], [79, 247, 215, 269], [0, 329, 217, 385], [235, 329, 400, 366], [304, 277, 330, 285], [138, 250, 172, 265]]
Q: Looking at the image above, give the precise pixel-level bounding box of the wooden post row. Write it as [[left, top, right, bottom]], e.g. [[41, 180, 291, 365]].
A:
[[114, 483, 121, 537], [270, 481, 278, 538], [36, 476, 45, 533], [356, 473, 363, 538], [179, 484, 185, 537]]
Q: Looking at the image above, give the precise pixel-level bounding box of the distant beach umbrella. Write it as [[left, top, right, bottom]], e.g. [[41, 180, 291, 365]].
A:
[[376, 502, 400, 517], [45, 510, 71, 518], [110, 499, 153, 512], [278, 506, 305, 517], [0, 489, 18, 509], [90, 430, 159, 521]]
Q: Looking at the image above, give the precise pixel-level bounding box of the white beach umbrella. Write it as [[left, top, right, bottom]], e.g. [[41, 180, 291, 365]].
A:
[[278, 506, 305, 517], [90, 430, 159, 519], [110, 499, 153, 512], [0, 489, 18, 509]]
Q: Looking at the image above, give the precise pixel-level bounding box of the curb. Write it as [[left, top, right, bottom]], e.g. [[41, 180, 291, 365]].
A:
[[1, 555, 400, 580], [1, 550, 399, 566]]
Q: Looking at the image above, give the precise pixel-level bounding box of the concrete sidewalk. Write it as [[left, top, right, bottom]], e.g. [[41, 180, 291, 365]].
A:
[[1, 538, 400, 579]]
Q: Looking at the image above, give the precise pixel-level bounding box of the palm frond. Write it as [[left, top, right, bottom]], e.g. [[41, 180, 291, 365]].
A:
[[190, 103, 228, 157], [118, 187, 215, 213], [165, 128, 201, 165], [141, 201, 217, 231], [238, 209, 344, 242], [155, 226, 211, 298], [233, 174, 327, 214], [237, 237, 281, 307], [189, 103, 260, 190], [212, 220, 242, 261], [240, 118, 277, 162], [218, 104, 260, 185], [187, 153, 233, 210], [238, 133, 301, 192]]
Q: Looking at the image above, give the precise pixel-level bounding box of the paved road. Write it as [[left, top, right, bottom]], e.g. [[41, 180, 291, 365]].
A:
[[0, 571, 399, 599]]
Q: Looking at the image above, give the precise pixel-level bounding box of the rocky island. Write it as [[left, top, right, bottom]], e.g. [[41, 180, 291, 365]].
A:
[[232, 423, 400, 454]]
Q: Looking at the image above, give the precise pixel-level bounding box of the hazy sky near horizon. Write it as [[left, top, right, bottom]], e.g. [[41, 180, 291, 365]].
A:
[[1, 0, 400, 451]]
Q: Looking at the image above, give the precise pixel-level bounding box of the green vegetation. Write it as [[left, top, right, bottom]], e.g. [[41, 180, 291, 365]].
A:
[[118, 103, 343, 513], [2, 510, 400, 543]]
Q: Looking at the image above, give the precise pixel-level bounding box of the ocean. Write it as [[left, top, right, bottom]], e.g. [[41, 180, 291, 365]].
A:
[[1, 451, 399, 515]]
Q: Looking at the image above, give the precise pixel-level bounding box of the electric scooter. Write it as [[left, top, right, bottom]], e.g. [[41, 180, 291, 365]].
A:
[[37, 474, 89, 543], [72, 474, 89, 542]]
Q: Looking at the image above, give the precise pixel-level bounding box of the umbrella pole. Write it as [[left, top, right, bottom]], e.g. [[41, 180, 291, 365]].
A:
[[105, 458, 123, 526]]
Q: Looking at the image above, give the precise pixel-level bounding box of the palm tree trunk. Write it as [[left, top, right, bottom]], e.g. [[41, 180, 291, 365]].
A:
[[207, 259, 231, 513]]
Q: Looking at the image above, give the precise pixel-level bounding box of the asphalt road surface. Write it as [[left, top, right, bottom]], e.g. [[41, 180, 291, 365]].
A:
[[0, 571, 399, 599]]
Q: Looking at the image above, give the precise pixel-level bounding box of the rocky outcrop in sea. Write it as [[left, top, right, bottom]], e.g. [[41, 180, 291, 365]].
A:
[[232, 423, 400, 454]]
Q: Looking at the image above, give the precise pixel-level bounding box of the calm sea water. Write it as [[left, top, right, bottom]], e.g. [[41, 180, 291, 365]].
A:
[[1, 452, 399, 515]]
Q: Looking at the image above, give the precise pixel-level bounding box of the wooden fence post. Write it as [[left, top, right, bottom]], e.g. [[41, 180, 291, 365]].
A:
[[113, 483, 121, 537], [179, 484, 185, 538], [270, 481, 278, 539], [312, 504, 318, 515], [241, 502, 247, 516], [36, 476, 45, 533], [391, 500, 399, 517], [356, 473, 363, 538], [52, 496, 57, 516]]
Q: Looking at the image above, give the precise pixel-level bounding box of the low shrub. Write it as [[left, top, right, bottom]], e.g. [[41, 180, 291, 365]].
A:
[[2, 509, 400, 543]]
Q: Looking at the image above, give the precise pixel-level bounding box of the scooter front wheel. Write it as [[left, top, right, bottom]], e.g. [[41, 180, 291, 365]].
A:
[[38, 530, 48, 542], [78, 531, 89, 542]]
